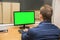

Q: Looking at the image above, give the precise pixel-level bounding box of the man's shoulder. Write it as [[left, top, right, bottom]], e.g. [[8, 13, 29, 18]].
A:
[[51, 24, 59, 29], [28, 24, 60, 32]]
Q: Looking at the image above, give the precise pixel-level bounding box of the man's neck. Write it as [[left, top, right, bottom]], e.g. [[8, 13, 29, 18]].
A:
[[40, 20, 51, 22], [40, 19, 44, 22]]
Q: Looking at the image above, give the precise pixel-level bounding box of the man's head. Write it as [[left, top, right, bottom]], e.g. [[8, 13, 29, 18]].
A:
[[40, 4, 53, 22]]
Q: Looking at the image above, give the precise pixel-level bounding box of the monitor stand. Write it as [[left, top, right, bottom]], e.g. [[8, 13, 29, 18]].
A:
[[19, 25, 29, 29], [18, 25, 29, 33]]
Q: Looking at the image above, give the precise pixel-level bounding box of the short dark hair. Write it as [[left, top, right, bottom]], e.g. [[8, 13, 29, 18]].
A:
[[40, 4, 53, 22]]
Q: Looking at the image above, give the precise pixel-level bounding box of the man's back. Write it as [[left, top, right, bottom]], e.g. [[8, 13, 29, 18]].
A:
[[22, 21, 60, 40], [22, 4, 60, 40]]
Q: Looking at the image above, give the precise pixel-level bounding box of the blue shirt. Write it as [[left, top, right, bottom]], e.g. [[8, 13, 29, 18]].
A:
[[22, 21, 60, 40]]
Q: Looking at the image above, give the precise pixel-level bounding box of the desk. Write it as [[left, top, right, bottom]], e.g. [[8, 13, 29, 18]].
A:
[[0, 21, 40, 40], [0, 26, 21, 40], [0, 25, 35, 40]]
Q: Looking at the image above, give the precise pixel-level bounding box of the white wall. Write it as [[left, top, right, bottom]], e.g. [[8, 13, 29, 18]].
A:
[[52, 0, 60, 28]]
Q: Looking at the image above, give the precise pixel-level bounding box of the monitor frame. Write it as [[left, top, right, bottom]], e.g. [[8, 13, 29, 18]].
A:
[[13, 11, 35, 26]]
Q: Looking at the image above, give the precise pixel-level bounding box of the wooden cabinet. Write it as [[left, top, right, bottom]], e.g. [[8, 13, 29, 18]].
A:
[[11, 3, 20, 23], [3, 2, 11, 23], [0, 0, 20, 24], [0, 2, 2, 23]]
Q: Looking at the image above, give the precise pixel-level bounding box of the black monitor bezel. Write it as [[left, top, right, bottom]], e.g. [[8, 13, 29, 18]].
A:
[[13, 11, 35, 26]]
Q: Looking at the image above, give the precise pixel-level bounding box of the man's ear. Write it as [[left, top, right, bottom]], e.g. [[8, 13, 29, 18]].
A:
[[39, 14, 43, 18], [39, 13, 44, 21]]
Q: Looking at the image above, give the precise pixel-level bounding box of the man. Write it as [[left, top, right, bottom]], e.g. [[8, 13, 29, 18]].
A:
[[22, 4, 60, 40]]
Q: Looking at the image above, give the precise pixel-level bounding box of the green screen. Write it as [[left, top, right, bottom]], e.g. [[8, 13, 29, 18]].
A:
[[14, 11, 35, 25]]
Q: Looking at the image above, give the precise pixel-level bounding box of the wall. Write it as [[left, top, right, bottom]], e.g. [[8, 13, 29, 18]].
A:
[[52, 0, 60, 28], [44, 0, 52, 6]]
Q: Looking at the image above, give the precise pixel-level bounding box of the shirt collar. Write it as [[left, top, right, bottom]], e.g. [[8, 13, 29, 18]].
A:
[[39, 20, 51, 25]]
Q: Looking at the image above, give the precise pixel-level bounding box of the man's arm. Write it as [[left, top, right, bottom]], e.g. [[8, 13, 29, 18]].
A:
[[22, 29, 31, 40]]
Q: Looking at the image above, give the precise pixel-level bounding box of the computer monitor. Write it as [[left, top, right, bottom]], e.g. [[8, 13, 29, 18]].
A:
[[13, 11, 35, 26]]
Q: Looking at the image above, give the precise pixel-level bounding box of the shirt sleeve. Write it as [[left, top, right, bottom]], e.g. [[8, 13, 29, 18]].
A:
[[22, 29, 31, 40]]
